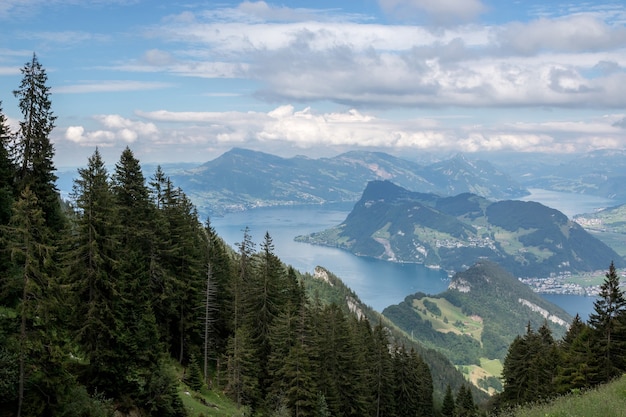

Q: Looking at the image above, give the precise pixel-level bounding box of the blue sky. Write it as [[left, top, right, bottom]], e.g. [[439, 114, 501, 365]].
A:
[[1, 0, 625, 167]]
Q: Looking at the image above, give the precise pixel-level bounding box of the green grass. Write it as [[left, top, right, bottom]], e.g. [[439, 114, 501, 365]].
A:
[[497, 376, 626, 417], [179, 385, 245, 417], [412, 297, 483, 342], [480, 358, 503, 377], [171, 360, 244, 417]]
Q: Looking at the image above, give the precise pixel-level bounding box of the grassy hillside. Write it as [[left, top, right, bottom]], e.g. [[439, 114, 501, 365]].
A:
[[498, 375, 626, 417], [383, 261, 572, 394]]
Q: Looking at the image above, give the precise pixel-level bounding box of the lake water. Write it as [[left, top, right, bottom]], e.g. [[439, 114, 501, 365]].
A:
[[211, 190, 611, 320]]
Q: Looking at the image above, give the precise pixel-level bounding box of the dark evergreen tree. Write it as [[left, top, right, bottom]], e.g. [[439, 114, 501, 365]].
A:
[[371, 321, 395, 417], [225, 324, 260, 408], [158, 180, 204, 363], [588, 261, 626, 382], [0, 102, 14, 225], [64, 148, 129, 403], [314, 303, 367, 417], [201, 218, 233, 385], [4, 188, 66, 416], [500, 323, 558, 407], [555, 322, 601, 392], [393, 344, 415, 417], [109, 148, 176, 411], [441, 384, 455, 417], [247, 232, 286, 400], [455, 384, 476, 417], [12, 53, 64, 233], [186, 353, 204, 391], [410, 347, 434, 417]]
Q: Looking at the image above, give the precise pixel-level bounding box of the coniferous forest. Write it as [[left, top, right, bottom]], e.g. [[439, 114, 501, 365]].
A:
[[0, 55, 436, 417], [2, 55, 626, 417]]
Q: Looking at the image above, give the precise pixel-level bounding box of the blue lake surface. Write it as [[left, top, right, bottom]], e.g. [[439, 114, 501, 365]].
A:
[[212, 190, 612, 319]]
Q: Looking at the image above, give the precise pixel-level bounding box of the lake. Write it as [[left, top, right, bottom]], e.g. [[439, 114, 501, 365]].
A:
[[211, 190, 611, 320]]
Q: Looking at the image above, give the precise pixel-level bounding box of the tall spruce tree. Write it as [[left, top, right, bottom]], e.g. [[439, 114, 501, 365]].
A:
[[588, 261, 626, 382], [201, 218, 233, 384], [248, 232, 286, 399], [456, 384, 477, 417], [12, 54, 63, 233], [4, 188, 61, 416], [314, 303, 367, 417], [110, 148, 168, 408], [501, 323, 559, 407], [371, 321, 395, 417], [65, 149, 121, 390], [0, 102, 14, 225], [441, 384, 455, 417]]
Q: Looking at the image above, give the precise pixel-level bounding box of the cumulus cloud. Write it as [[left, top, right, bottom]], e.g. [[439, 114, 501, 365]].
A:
[[137, 4, 626, 109], [497, 14, 626, 54], [130, 106, 626, 156], [64, 114, 158, 147]]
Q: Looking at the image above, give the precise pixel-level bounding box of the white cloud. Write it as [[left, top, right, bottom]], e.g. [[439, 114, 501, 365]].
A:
[[63, 114, 158, 147], [497, 14, 626, 54], [131, 106, 626, 156], [138, 6, 626, 109]]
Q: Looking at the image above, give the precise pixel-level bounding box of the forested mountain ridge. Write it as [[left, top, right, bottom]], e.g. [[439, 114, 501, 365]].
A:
[[297, 180, 624, 277], [382, 261, 572, 394], [169, 147, 529, 215]]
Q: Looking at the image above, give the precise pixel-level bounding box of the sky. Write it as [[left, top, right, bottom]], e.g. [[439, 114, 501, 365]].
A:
[[1, 0, 626, 168]]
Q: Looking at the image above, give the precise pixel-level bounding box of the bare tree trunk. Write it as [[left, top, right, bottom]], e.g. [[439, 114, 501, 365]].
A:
[[204, 262, 211, 384]]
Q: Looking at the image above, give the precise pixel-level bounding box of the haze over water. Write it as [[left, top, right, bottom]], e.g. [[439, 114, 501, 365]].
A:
[[212, 190, 610, 319]]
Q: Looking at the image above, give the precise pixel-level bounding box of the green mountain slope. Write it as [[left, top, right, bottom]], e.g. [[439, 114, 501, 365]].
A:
[[302, 265, 490, 403], [574, 203, 626, 257], [297, 180, 624, 277], [382, 261, 572, 394]]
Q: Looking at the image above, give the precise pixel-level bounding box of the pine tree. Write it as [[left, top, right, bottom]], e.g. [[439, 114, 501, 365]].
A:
[[588, 261, 626, 382], [201, 218, 233, 385], [456, 384, 477, 417], [65, 148, 122, 392], [501, 323, 559, 407], [186, 353, 204, 392], [410, 347, 434, 417], [314, 303, 367, 417], [109, 148, 171, 409], [441, 384, 455, 417], [225, 324, 260, 408], [556, 322, 601, 392], [0, 102, 14, 225], [247, 232, 287, 399], [4, 187, 63, 416], [371, 321, 395, 417], [12, 53, 64, 232]]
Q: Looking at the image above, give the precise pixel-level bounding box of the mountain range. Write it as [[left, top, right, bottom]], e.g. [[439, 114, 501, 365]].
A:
[[168, 148, 529, 215], [296, 180, 624, 277], [492, 148, 626, 201]]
